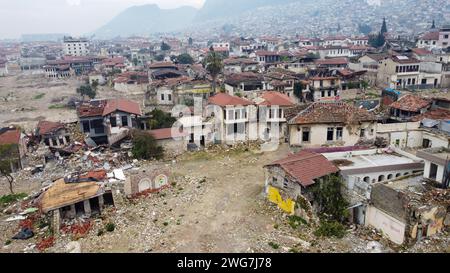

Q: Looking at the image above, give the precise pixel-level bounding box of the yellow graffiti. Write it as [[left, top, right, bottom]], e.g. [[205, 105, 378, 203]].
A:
[[267, 186, 295, 215]]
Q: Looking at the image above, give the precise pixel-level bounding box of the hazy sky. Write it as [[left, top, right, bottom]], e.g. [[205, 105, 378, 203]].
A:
[[0, 0, 206, 39]]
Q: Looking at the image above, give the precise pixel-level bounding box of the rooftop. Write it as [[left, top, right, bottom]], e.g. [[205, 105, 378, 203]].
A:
[[208, 93, 254, 107], [390, 95, 431, 112], [266, 151, 339, 187], [289, 102, 376, 125]]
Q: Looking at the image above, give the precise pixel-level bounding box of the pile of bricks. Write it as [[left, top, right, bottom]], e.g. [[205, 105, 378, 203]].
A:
[[37, 236, 55, 252], [61, 221, 92, 237]]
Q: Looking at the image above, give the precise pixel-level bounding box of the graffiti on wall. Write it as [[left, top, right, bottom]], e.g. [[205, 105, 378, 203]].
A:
[[267, 186, 295, 215]]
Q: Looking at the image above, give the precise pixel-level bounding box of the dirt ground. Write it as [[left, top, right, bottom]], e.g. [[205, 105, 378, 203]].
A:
[[0, 144, 362, 253], [0, 74, 143, 131]]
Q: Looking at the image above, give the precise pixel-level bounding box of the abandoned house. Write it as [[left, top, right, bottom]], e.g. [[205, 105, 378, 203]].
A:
[[366, 175, 449, 245], [207, 93, 257, 145], [288, 102, 378, 148], [389, 94, 431, 122], [255, 91, 295, 142], [36, 120, 71, 148], [77, 98, 142, 146], [264, 151, 339, 218], [0, 127, 27, 172]]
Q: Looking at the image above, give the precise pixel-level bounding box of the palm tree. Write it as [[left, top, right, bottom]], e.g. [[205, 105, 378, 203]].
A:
[[205, 48, 223, 95]]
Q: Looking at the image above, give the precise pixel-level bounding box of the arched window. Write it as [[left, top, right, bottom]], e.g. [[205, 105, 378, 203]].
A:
[[404, 172, 409, 176], [387, 174, 393, 180], [396, 173, 401, 178], [378, 175, 385, 182], [363, 177, 370, 183]]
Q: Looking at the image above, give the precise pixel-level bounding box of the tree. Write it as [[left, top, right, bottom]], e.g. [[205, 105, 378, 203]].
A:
[[358, 23, 372, 35], [77, 84, 96, 100], [368, 32, 385, 48], [310, 175, 349, 222], [161, 42, 171, 51], [381, 17, 388, 34], [131, 130, 164, 160], [293, 82, 305, 102], [205, 49, 224, 95], [155, 54, 165, 62], [0, 144, 17, 194], [147, 109, 176, 130], [188, 37, 193, 46], [177, 53, 194, 65], [91, 79, 99, 92]]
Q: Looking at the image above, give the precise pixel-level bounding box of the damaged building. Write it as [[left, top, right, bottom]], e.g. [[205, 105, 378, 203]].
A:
[[77, 98, 142, 146], [264, 151, 339, 219], [38, 172, 115, 225], [366, 175, 449, 245]]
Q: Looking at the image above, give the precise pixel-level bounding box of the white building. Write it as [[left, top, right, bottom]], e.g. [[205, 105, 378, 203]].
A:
[[64, 37, 90, 56]]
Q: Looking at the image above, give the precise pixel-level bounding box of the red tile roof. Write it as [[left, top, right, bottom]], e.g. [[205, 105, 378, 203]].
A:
[[208, 93, 254, 107], [290, 102, 376, 125], [148, 62, 176, 69], [412, 48, 433, 56], [103, 99, 142, 116], [37, 120, 65, 135], [0, 128, 21, 145], [77, 99, 141, 118], [148, 128, 189, 140], [420, 31, 439, 40], [411, 108, 450, 122], [258, 91, 294, 107], [266, 151, 339, 187], [315, 58, 348, 65], [256, 50, 280, 56], [390, 95, 431, 112]]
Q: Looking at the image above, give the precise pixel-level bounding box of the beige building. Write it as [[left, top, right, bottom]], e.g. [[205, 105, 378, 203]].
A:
[[377, 55, 420, 89], [288, 102, 377, 148]]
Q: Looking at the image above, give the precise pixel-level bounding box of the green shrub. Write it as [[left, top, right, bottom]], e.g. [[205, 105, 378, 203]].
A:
[[0, 193, 27, 206], [105, 223, 115, 232], [268, 242, 279, 249], [97, 229, 105, 236], [131, 130, 164, 160], [33, 93, 45, 100], [314, 221, 347, 239], [288, 215, 308, 229], [5, 240, 11, 246]]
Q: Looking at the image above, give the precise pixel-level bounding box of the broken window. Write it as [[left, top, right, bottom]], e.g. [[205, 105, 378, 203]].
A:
[[360, 129, 366, 138], [110, 117, 117, 127], [82, 121, 90, 133], [336, 127, 343, 140], [327, 128, 334, 141], [65, 135, 70, 143], [121, 116, 129, 127], [302, 127, 310, 142], [283, 178, 289, 189], [52, 138, 58, 146]]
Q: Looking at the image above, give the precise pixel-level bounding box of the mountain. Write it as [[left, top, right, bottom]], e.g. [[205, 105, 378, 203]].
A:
[[194, 0, 301, 21], [94, 4, 198, 38]]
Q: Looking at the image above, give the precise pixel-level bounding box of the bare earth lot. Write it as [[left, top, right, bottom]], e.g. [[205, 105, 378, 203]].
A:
[[0, 74, 142, 131]]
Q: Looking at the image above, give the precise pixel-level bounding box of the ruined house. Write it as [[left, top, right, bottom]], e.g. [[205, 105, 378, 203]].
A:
[[366, 175, 449, 245], [288, 102, 378, 148], [36, 120, 71, 148], [0, 127, 27, 172], [77, 98, 142, 146], [38, 173, 115, 225], [264, 151, 339, 219]]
